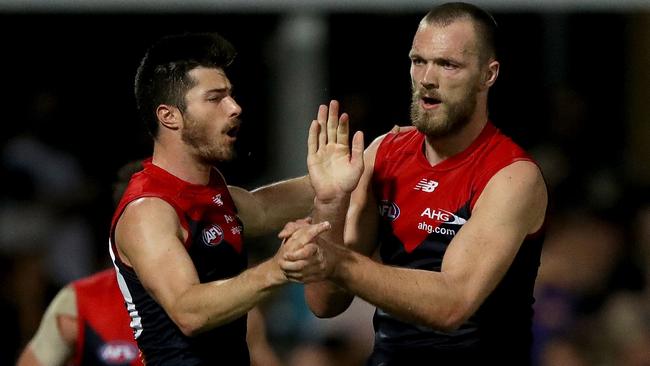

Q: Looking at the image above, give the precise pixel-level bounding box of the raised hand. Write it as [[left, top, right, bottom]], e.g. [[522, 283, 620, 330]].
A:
[[308, 100, 365, 202]]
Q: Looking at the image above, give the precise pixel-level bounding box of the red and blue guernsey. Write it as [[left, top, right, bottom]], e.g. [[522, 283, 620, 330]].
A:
[[72, 269, 142, 366], [109, 159, 248, 366], [370, 122, 545, 365]]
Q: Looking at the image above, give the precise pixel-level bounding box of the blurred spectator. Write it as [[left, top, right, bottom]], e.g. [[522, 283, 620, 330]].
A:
[[0, 88, 98, 354], [533, 210, 624, 364]]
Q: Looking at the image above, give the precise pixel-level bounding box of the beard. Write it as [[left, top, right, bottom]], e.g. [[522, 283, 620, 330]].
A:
[[181, 115, 238, 165], [410, 85, 478, 139]]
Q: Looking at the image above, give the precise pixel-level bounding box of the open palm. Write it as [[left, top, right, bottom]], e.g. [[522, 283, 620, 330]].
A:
[[307, 101, 364, 202]]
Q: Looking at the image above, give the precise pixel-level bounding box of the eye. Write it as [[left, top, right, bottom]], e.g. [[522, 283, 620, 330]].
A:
[[439, 60, 459, 70], [411, 57, 426, 66]]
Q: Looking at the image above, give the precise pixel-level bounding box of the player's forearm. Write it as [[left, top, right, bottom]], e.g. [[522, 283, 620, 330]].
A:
[[171, 260, 287, 336], [333, 249, 469, 331], [305, 280, 354, 318], [305, 195, 357, 317], [252, 175, 314, 235]]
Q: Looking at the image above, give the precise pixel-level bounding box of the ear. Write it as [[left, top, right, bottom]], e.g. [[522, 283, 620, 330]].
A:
[[483, 60, 500, 89], [156, 104, 182, 131]]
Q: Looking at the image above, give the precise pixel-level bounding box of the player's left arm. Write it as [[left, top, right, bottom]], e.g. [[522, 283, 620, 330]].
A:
[[228, 176, 314, 238], [16, 285, 78, 366], [329, 160, 547, 331]]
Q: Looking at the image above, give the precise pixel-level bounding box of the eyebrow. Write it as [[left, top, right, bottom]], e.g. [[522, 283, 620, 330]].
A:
[[205, 86, 232, 95]]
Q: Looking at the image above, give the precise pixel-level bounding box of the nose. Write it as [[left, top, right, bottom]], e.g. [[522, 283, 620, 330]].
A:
[[420, 64, 437, 89], [225, 96, 242, 118]]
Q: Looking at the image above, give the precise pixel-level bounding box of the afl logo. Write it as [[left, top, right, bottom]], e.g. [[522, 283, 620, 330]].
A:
[[202, 224, 224, 246], [379, 200, 400, 221], [98, 341, 138, 364]]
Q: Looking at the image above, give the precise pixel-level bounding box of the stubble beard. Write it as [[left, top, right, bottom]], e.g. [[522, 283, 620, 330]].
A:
[[410, 86, 478, 139], [181, 116, 237, 165]]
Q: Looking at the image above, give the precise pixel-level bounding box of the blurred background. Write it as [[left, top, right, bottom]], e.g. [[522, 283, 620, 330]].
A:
[[1, 0, 649, 365]]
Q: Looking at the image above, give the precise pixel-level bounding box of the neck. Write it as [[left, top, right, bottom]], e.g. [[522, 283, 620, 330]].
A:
[[152, 139, 212, 185], [423, 114, 488, 166]]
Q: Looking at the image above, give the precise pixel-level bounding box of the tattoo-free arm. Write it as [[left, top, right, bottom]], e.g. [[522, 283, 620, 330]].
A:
[[17, 286, 77, 366], [327, 161, 547, 330], [115, 197, 288, 336], [229, 176, 314, 238]]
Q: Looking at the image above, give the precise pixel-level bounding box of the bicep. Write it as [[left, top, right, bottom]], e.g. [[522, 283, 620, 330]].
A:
[[115, 198, 200, 313], [442, 161, 547, 311]]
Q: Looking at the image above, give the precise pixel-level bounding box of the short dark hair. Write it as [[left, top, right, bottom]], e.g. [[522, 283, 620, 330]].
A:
[[134, 32, 237, 138], [422, 2, 498, 62]]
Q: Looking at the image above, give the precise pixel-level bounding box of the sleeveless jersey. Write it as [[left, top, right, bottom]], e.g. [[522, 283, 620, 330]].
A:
[[72, 269, 142, 366], [370, 122, 545, 365], [109, 159, 249, 366]]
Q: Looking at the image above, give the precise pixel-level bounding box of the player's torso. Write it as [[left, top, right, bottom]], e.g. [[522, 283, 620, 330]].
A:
[[370, 126, 543, 362], [373, 130, 480, 271], [109, 160, 249, 365]]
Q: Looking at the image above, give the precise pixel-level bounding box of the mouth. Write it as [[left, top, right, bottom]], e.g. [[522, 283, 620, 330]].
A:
[[225, 123, 240, 139], [421, 95, 442, 109]]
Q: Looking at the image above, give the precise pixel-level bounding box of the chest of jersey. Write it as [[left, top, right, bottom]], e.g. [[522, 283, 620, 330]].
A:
[[374, 157, 474, 267], [180, 189, 247, 282]]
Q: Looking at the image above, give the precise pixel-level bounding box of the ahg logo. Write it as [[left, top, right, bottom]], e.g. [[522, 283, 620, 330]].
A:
[[420, 208, 467, 225], [99, 341, 138, 364], [379, 200, 400, 221], [202, 224, 224, 246]]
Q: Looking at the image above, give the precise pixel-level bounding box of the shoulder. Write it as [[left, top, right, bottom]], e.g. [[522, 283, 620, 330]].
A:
[[117, 197, 182, 240], [123, 196, 178, 218], [478, 160, 547, 233], [366, 127, 420, 166], [485, 161, 546, 201], [48, 284, 77, 317]]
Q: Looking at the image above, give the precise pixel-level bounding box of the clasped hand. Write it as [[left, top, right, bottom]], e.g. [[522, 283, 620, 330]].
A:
[[276, 218, 337, 283]]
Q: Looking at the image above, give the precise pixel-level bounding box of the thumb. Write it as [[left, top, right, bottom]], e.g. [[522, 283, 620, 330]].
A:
[[350, 131, 365, 170]]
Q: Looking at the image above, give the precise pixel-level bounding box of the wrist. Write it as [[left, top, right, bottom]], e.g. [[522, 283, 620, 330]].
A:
[[328, 243, 353, 284], [258, 259, 288, 289], [313, 194, 350, 209]]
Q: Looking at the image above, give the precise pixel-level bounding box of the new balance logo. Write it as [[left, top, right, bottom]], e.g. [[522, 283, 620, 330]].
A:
[[212, 194, 223, 206], [414, 179, 439, 193]]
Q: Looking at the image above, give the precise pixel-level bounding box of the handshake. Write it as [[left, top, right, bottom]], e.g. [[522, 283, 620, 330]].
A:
[[274, 218, 342, 284]]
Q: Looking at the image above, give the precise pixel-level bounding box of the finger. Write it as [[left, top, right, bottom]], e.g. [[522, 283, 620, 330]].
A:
[[280, 258, 313, 272], [307, 120, 319, 157], [318, 104, 328, 148], [350, 131, 365, 171], [327, 100, 339, 144], [278, 221, 299, 239], [284, 243, 319, 261], [299, 221, 331, 242], [286, 221, 330, 246], [388, 125, 415, 134], [278, 217, 313, 239], [338, 112, 350, 147]]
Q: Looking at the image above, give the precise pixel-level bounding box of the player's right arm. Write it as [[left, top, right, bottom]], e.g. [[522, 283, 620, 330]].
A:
[[16, 286, 77, 366], [115, 197, 329, 336], [303, 133, 385, 318]]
